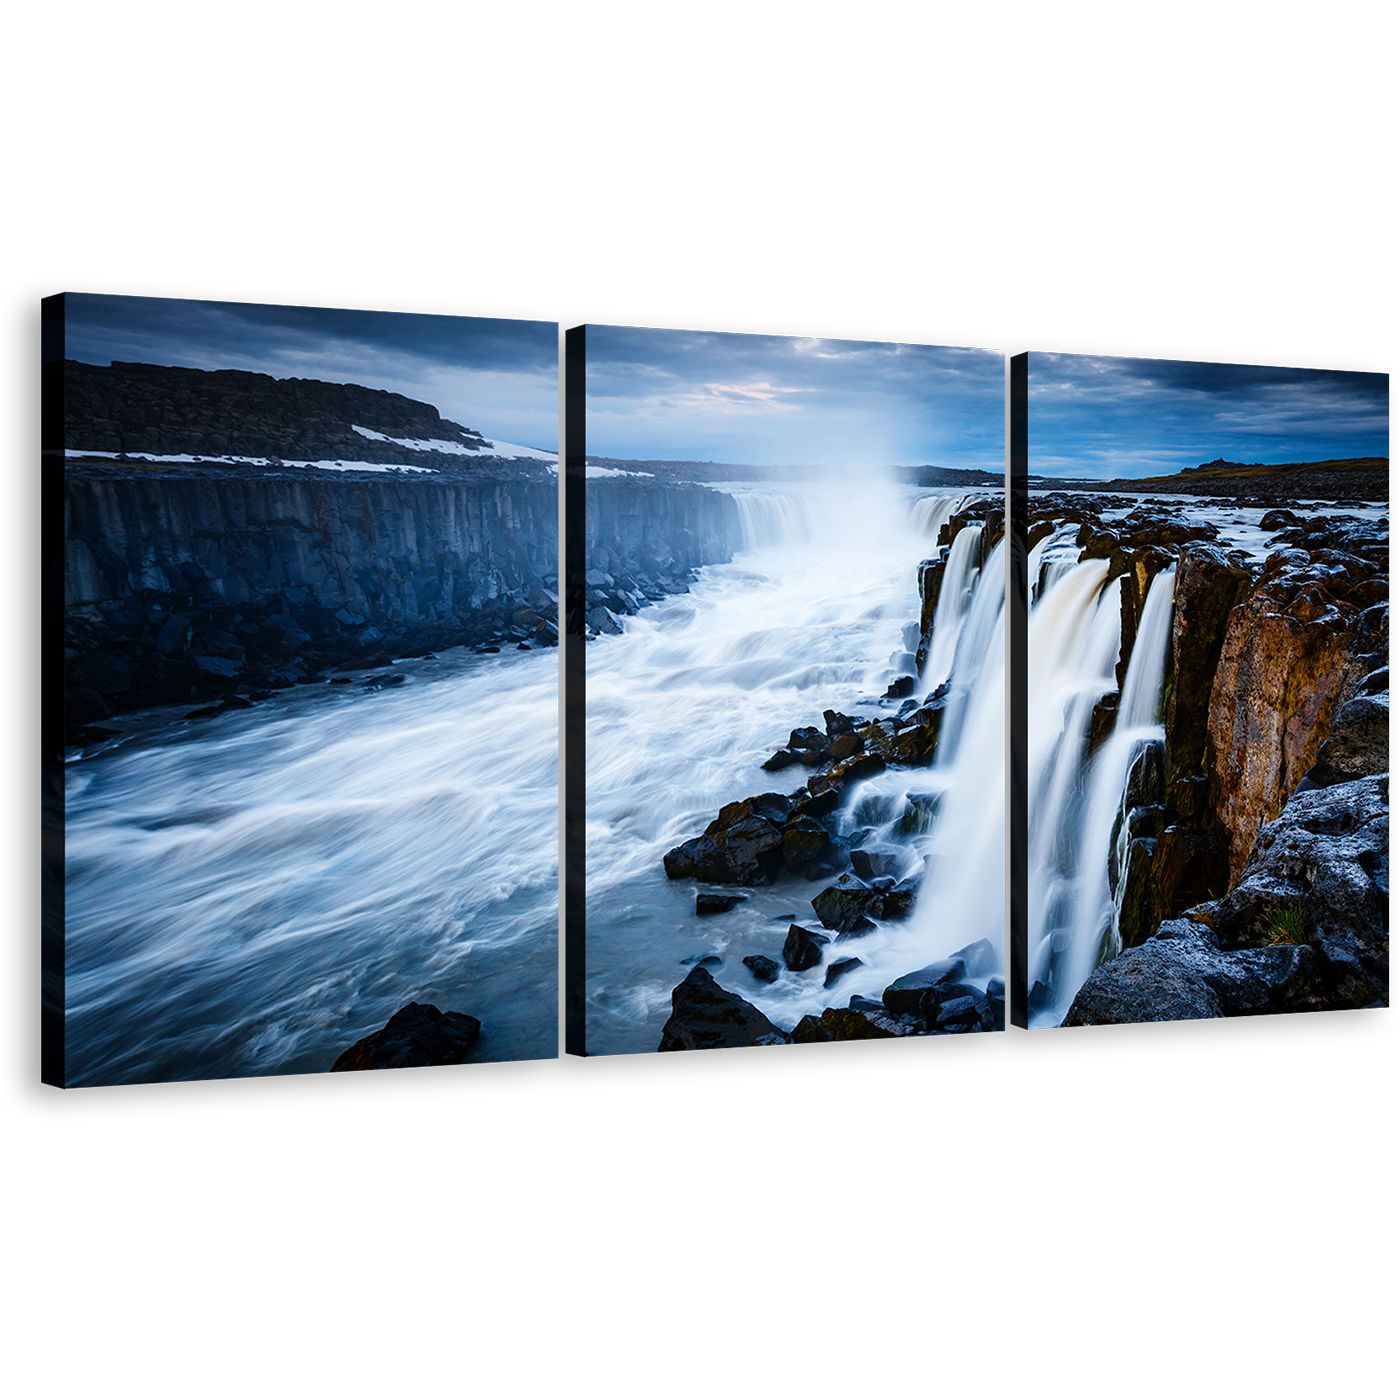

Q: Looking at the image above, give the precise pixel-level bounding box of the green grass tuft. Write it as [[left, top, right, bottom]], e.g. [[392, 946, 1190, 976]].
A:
[[1265, 903, 1308, 946]]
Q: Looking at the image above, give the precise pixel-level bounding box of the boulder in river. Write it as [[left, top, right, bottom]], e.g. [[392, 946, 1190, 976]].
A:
[[697, 891, 747, 916], [330, 1002, 481, 1071], [743, 954, 782, 983], [783, 923, 830, 971], [658, 966, 784, 1051], [664, 814, 786, 885], [790, 1006, 911, 1042]]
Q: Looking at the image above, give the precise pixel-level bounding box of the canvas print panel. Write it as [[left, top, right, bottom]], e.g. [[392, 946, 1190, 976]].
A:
[[567, 325, 1006, 1054], [1015, 352, 1389, 1028], [47, 294, 559, 1086]]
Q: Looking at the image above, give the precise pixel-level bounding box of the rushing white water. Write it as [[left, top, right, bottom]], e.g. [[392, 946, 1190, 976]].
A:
[[921, 524, 982, 690], [1026, 562, 1177, 1025], [64, 647, 559, 1085], [584, 478, 1004, 1054], [733, 491, 813, 550]]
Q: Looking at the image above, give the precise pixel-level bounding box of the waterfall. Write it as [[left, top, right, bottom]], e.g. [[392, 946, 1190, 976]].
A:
[[583, 481, 1002, 1052], [1026, 564, 1177, 1025], [921, 523, 982, 690], [733, 491, 812, 549], [911, 494, 958, 537]]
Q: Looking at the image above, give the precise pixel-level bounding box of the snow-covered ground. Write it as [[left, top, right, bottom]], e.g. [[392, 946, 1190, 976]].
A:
[[66, 434, 559, 473], [67, 449, 435, 474], [1029, 488, 1387, 563], [351, 425, 557, 461]]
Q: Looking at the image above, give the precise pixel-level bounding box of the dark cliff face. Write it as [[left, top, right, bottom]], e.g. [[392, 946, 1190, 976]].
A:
[[64, 469, 748, 740], [585, 477, 740, 574], [62, 359, 519, 468], [63, 470, 561, 736]]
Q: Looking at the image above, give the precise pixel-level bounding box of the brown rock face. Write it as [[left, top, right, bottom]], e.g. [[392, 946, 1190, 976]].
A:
[[1164, 546, 1253, 783], [1205, 574, 1369, 881]]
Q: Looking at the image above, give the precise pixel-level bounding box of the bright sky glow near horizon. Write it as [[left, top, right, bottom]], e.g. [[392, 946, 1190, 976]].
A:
[[584, 324, 1005, 470], [61, 293, 559, 452], [1028, 352, 1389, 479]]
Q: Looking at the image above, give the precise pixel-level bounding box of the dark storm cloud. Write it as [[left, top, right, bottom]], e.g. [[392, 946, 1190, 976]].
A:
[[1028, 352, 1389, 479], [62, 294, 559, 449], [583, 325, 1004, 470]]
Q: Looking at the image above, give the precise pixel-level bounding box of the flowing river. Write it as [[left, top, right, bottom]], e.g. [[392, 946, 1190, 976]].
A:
[[64, 646, 560, 1086]]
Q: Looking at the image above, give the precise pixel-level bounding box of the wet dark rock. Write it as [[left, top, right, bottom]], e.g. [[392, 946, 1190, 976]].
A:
[[1304, 694, 1389, 787], [823, 709, 857, 736], [806, 752, 887, 796], [783, 923, 830, 972], [331, 1002, 481, 1071], [790, 1006, 909, 1042], [781, 815, 831, 867], [949, 938, 1000, 978], [935, 993, 988, 1030], [682, 954, 724, 969], [850, 845, 904, 880], [1063, 921, 1326, 1025], [824, 956, 863, 988], [882, 958, 968, 1018], [792, 788, 841, 821], [68, 650, 132, 695], [885, 675, 916, 699], [879, 880, 918, 921], [697, 892, 748, 916], [1211, 774, 1388, 1008], [811, 874, 884, 933], [587, 606, 623, 635], [658, 966, 783, 1051], [743, 954, 781, 984], [1088, 693, 1119, 754], [709, 792, 794, 830], [986, 977, 1006, 1025], [1115, 837, 1159, 950], [762, 749, 799, 771], [828, 732, 864, 760], [664, 814, 786, 886]]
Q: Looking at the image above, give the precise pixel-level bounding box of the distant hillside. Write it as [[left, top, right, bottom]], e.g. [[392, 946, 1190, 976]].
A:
[[1028, 456, 1389, 502], [583, 457, 1001, 487], [61, 360, 552, 472], [1103, 456, 1388, 501]]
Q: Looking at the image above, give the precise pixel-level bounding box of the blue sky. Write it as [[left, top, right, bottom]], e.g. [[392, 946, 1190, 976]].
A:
[[584, 325, 1005, 470], [62, 294, 559, 450], [1029, 353, 1389, 479]]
